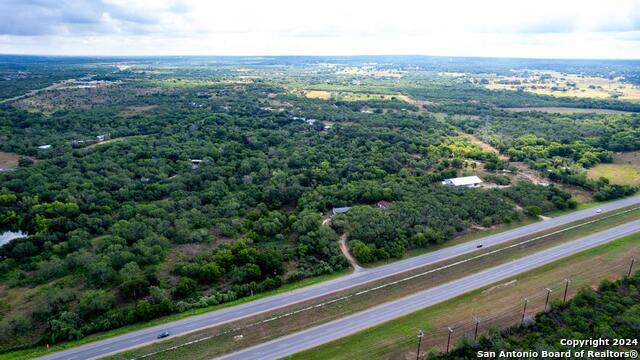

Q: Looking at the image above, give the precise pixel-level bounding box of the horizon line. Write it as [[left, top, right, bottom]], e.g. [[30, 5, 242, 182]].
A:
[[0, 53, 639, 62]]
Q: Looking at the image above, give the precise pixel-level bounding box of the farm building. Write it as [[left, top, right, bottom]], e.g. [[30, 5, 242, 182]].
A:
[[190, 159, 203, 169], [37, 145, 52, 150], [332, 207, 352, 217], [441, 175, 483, 188], [96, 133, 111, 142]]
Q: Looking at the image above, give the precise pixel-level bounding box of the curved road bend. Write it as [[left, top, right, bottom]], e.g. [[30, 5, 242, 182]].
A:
[[220, 219, 640, 360], [40, 195, 640, 360]]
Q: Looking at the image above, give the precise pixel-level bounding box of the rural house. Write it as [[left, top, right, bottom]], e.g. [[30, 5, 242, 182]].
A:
[[441, 175, 483, 188], [332, 207, 352, 217]]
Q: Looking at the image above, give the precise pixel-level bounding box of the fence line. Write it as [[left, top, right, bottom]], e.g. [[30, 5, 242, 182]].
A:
[[410, 257, 635, 359]]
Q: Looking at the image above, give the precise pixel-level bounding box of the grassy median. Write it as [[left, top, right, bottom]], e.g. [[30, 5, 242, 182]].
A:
[[292, 231, 640, 360]]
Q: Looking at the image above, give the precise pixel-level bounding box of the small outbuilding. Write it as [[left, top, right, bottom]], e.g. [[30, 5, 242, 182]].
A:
[[441, 175, 483, 188], [96, 133, 111, 142], [376, 200, 391, 209], [332, 206, 352, 217], [190, 159, 203, 170]]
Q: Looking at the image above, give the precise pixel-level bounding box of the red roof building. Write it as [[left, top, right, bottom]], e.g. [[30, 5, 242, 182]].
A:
[[377, 200, 391, 209]]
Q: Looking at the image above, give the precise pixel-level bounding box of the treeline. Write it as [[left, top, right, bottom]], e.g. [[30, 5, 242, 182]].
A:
[[1, 59, 637, 352], [450, 113, 639, 200], [400, 83, 640, 112], [331, 182, 575, 264], [433, 271, 640, 359], [0, 79, 504, 349]]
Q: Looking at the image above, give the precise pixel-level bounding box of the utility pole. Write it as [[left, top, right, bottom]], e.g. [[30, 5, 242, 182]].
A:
[[544, 288, 552, 312], [446, 327, 453, 354], [416, 330, 424, 360], [563, 279, 570, 302], [473, 317, 480, 341], [628, 257, 636, 277], [521, 298, 528, 325]]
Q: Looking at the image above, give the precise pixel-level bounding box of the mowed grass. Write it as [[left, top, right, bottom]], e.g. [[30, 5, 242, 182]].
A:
[[588, 151, 640, 186], [292, 232, 640, 360]]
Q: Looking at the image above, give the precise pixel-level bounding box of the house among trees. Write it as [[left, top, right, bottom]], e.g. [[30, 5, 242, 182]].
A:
[[37, 144, 52, 150], [376, 200, 391, 209], [190, 159, 203, 169], [70, 140, 85, 148], [441, 175, 483, 188], [332, 206, 351, 217], [96, 133, 111, 142]]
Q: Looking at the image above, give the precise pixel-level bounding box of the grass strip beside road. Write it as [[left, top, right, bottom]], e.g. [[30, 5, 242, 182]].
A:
[[0, 271, 350, 360], [107, 206, 640, 360], [292, 231, 640, 360], [0, 207, 543, 359]]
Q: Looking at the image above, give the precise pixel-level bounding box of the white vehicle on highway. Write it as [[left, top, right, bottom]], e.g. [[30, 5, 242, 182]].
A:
[[596, 208, 603, 213]]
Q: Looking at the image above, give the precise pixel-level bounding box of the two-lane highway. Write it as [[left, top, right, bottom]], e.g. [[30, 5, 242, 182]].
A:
[[39, 195, 640, 360], [220, 219, 640, 360]]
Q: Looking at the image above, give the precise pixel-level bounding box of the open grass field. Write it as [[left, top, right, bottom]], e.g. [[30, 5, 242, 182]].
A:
[[304, 90, 332, 99], [294, 231, 640, 360], [303, 89, 407, 102], [504, 107, 631, 114], [587, 151, 640, 186], [485, 70, 640, 100]]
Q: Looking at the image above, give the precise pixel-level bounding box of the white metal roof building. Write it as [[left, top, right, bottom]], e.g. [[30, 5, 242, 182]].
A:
[[441, 175, 483, 188], [331, 207, 352, 216]]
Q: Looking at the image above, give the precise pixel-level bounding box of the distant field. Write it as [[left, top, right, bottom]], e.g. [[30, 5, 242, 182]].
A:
[[504, 107, 630, 114], [486, 70, 640, 100], [294, 232, 640, 360], [587, 151, 640, 186], [303, 90, 405, 102], [0, 151, 21, 170], [304, 90, 332, 99]]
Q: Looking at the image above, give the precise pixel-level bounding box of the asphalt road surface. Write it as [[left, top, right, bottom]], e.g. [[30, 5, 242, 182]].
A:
[[39, 195, 640, 360], [220, 219, 640, 360]]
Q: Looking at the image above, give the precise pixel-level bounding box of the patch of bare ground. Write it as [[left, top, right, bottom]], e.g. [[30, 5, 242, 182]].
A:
[[398, 94, 432, 107], [83, 137, 127, 150], [510, 162, 593, 202], [615, 150, 640, 167], [0, 151, 23, 170], [15, 85, 164, 113], [458, 132, 507, 160], [339, 234, 363, 272], [304, 90, 332, 99], [118, 105, 157, 117], [454, 133, 593, 201]]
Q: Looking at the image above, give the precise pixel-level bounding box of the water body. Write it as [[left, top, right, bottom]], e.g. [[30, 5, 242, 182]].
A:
[[0, 230, 28, 246]]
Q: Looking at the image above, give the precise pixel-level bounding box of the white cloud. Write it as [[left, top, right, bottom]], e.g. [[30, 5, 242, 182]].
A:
[[0, 0, 639, 58]]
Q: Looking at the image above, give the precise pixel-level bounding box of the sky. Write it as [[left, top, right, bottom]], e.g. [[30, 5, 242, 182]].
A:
[[0, 0, 639, 59]]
